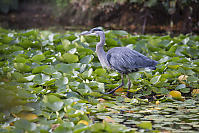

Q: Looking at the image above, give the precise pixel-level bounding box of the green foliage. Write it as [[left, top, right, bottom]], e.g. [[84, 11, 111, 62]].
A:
[[137, 121, 152, 130], [32, 54, 45, 62], [43, 95, 64, 111], [0, 28, 199, 132], [59, 53, 79, 63]]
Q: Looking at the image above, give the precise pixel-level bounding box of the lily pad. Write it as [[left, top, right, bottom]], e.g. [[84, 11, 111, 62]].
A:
[[43, 95, 64, 111]]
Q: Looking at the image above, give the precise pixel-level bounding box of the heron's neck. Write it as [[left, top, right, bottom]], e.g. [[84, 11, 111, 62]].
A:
[[96, 33, 110, 68], [97, 32, 105, 47], [96, 32, 105, 52], [96, 44, 106, 59]]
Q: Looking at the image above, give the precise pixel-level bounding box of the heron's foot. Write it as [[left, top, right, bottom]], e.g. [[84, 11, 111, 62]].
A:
[[100, 90, 116, 95], [126, 91, 134, 98], [126, 91, 130, 98]]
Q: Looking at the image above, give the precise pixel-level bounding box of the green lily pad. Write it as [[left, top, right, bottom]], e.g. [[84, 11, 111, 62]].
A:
[[59, 53, 79, 63], [150, 75, 161, 84], [55, 63, 73, 73], [137, 121, 152, 130], [32, 54, 45, 62], [32, 65, 49, 74], [43, 95, 64, 111], [33, 73, 50, 85], [80, 55, 94, 64], [14, 63, 31, 72]]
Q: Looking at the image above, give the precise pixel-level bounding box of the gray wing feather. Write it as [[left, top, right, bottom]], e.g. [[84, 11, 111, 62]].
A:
[[106, 47, 158, 73]]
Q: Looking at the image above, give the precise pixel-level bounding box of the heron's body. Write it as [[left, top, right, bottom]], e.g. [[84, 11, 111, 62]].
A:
[[80, 28, 158, 95], [106, 47, 157, 74]]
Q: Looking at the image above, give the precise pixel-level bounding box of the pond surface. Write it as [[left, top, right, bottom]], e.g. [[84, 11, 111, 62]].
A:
[[89, 97, 199, 132]]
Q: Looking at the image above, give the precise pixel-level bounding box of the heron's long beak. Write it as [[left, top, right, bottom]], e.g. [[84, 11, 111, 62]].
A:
[[79, 30, 96, 36], [79, 31, 91, 36]]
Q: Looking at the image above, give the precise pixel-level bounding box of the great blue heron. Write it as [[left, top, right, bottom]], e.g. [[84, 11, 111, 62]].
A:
[[80, 28, 158, 95]]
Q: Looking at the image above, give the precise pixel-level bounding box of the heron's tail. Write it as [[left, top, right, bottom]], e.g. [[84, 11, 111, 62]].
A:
[[148, 60, 158, 70], [148, 66, 156, 70]]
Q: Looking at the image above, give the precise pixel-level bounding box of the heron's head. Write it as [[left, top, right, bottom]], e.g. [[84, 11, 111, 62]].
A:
[[79, 28, 104, 36]]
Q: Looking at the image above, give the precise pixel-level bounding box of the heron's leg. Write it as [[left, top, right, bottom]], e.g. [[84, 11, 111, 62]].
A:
[[126, 74, 131, 97], [104, 74, 124, 94]]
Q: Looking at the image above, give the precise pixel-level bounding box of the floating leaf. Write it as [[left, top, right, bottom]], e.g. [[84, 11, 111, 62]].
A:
[[74, 123, 89, 133], [62, 39, 71, 51], [14, 56, 27, 63], [180, 87, 190, 93], [32, 65, 49, 74], [17, 113, 38, 121], [55, 63, 73, 73], [192, 89, 199, 96], [137, 121, 152, 130], [77, 48, 94, 58], [81, 68, 93, 78], [169, 90, 182, 99], [55, 77, 68, 92], [32, 54, 45, 62], [175, 84, 186, 90], [129, 72, 141, 80], [2, 35, 13, 44], [24, 75, 35, 81], [187, 75, 198, 82], [97, 103, 107, 111], [94, 68, 106, 76], [60, 53, 79, 63], [14, 63, 31, 72], [12, 72, 28, 82], [33, 73, 50, 85], [106, 38, 118, 46], [103, 116, 115, 123], [44, 79, 56, 86], [115, 88, 124, 93], [150, 75, 161, 84], [43, 95, 64, 111], [112, 30, 128, 36], [159, 56, 170, 63], [77, 120, 89, 126], [14, 119, 36, 131], [43, 66, 57, 75], [80, 55, 94, 64], [178, 75, 188, 84]]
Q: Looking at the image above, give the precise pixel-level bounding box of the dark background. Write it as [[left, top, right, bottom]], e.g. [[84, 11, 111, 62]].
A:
[[0, 0, 199, 34]]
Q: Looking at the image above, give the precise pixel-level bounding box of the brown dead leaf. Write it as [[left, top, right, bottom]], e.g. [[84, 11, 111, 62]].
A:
[[77, 120, 89, 126], [103, 116, 115, 123], [16, 113, 38, 121], [192, 89, 199, 96], [178, 75, 188, 84], [115, 88, 124, 92], [97, 98, 106, 103], [51, 124, 60, 131], [156, 100, 160, 105]]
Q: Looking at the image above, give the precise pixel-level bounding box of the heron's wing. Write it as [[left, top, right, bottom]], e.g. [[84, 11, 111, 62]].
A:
[[106, 47, 157, 73]]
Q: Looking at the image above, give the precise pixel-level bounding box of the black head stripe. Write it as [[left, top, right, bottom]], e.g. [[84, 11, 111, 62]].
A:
[[92, 28, 102, 32]]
